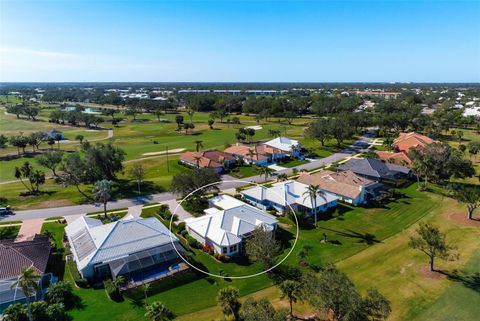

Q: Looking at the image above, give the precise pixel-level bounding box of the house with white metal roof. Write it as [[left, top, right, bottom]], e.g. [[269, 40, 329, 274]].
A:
[[184, 195, 278, 256], [241, 180, 338, 215], [262, 137, 302, 158], [65, 216, 185, 282]]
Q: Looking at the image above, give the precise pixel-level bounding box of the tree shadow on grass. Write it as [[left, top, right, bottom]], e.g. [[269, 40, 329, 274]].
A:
[[112, 180, 165, 200], [320, 227, 380, 245], [443, 270, 480, 293]]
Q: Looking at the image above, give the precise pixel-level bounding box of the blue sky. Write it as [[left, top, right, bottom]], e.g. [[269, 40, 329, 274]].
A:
[[1, 0, 479, 82]]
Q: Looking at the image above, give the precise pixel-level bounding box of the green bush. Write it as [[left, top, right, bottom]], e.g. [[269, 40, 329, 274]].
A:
[[180, 229, 188, 237], [103, 280, 122, 302], [177, 222, 186, 232], [186, 235, 199, 248]]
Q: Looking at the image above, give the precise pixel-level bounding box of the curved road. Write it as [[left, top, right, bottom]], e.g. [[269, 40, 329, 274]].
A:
[[1, 131, 376, 222]]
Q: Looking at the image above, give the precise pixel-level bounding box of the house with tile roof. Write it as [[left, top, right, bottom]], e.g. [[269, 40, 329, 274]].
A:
[[65, 216, 186, 283], [393, 132, 434, 153], [337, 158, 412, 182], [262, 137, 303, 159], [0, 235, 53, 312], [376, 151, 413, 167], [296, 170, 382, 205], [224, 144, 271, 165], [180, 150, 236, 173], [241, 180, 338, 215], [184, 195, 278, 256]]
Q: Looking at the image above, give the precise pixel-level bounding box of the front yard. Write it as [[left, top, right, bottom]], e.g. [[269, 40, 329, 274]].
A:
[[36, 182, 473, 321]]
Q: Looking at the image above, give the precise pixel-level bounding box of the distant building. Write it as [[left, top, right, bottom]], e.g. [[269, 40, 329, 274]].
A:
[[349, 90, 401, 100], [185, 195, 278, 256]]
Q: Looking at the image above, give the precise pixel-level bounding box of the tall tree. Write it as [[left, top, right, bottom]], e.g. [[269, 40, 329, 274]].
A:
[[302, 264, 390, 321], [302, 184, 326, 227], [175, 115, 184, 131], [240, 297, 288, 321], [36, 150, 63, 176], [245, 226, 280, 268], [194, 140, 203, 152], [217, 286, 241, 321], [144, 301, 173, 321], [129, 163, 146, 194], [11, 267, 40, 321], [93, 179, 112, 218], [305, 118, 330, 146], [257, 165, 274, 182], [170, 168, 220, 197], [279, 280, 302, 318], [451, 185, 480, 220], [409, 223, 457, 272]]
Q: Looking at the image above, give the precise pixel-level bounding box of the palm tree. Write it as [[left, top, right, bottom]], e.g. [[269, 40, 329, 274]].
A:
[[11, 267, 40, 321], [113, 276, 125, 289], [193, 155, 202, 168], [143, 283, 151, 305], [217, 286, 240, 321], [145, 301, 173, 321], [194, 140, 203, 152], [279, 280, 302, 318], [257, 166, 274, 182], [246, 148, 256, 164], [93, 179, 112, 218], [186, 109, 195, 124], [302, 184, 327, 227]]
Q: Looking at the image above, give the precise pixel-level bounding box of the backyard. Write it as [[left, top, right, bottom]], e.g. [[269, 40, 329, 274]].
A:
[[35, 182, 480, 321]]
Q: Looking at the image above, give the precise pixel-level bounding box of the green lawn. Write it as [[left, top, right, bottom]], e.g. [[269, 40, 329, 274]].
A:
[[0, 111, 320, 208], [413, 249, 480, 321], [47, 183, 455, 321], [277, 158, 309, 168], [229, 165, 259, 178], [0, 225, 20, 239]]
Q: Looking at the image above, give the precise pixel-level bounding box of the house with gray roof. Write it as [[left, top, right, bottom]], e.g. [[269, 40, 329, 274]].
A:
[[65, 216, 186, 284], [184, 195, 278, 256], [337, 158, 412, 182]]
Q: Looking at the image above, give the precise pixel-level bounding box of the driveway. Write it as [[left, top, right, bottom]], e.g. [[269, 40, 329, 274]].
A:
[[15, 218, 44, 242], [3, 131, 376, 223]]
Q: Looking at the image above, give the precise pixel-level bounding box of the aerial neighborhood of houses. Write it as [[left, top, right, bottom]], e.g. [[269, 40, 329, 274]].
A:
[[0, 83, 479, 321]]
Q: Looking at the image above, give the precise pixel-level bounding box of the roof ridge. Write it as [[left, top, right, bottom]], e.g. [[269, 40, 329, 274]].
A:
[[86, 220, 119, 266], [3, 244, 39, 273]]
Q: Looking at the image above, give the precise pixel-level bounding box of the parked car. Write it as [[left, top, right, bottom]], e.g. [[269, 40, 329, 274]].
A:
[[0, 206, 13, 215]]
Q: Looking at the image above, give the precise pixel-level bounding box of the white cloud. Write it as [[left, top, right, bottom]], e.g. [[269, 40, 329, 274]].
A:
[[0, 47, 79, 58]]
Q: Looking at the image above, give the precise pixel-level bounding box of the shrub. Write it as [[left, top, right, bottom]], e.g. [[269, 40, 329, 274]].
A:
[[187, 235, 199, 248], [104, 279, 122, 302], [180, 229, 188, 237], [177, 221, 186, 232], [46, 281, 76, 309]]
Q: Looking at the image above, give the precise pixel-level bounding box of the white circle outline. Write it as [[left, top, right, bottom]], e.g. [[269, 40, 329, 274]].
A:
[[168, 179, 299, 279]]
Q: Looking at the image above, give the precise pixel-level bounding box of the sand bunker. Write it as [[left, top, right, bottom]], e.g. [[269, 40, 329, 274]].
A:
[[142, 148, 185, 156]]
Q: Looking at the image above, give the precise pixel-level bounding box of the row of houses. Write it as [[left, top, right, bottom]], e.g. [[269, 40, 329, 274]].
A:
[[376, 132, 435, 166], [180, 136, 302, 172]]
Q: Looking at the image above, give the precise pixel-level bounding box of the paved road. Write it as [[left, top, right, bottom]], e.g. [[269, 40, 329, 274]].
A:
[[1, 131, 376, 223]]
